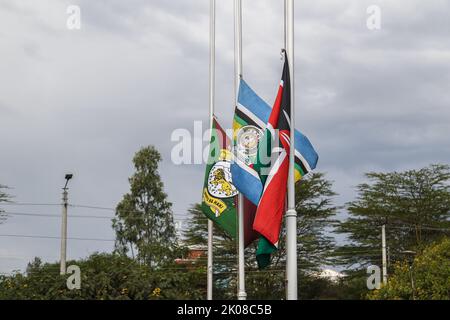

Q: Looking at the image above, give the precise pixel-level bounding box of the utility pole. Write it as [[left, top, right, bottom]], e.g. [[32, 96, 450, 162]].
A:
[[381, 224, 388, 284], [60, 174, 73, 275]]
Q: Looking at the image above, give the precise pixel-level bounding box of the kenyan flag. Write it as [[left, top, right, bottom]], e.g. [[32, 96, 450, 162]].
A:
[[253, 56, 292, 269]]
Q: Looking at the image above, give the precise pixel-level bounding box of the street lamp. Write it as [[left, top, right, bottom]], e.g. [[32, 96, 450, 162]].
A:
[[64, 174, 73, 189], [60, 173, 73, 275]]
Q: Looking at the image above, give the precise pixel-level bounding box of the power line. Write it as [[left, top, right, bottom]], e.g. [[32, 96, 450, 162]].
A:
[[2, 211, 199, 222], [388, 225, 450, 232], [1, 202, 192, 217], [3, 211, 112, 219], [69, 204, 114, 211], [0, 202, 60, 206], [0, 234, 115, 242]]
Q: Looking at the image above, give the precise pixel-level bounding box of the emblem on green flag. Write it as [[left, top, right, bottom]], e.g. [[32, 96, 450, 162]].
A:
[[201, 118, 238, 239]]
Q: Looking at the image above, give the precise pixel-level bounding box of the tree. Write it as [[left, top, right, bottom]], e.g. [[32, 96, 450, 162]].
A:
[[181, 203, 237, 299], [245, 172, 338, 299], [0, 184, 11, 224], [295, 172, 339, 271], [112, 146, 178, 268], [182, 172, 338, 299], [368, 237, 450, 300], [0, 253, 205, 300], [183, 204, 209, 247], [337, 164, 450, 268]]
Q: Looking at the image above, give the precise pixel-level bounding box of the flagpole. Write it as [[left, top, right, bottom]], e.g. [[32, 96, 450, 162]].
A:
[[207, 0, 216, 301], [285, 0, 298, 300], [234, 0, 247, 301]]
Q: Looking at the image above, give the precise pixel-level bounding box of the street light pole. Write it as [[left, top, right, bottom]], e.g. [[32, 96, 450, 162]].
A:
[[60, 174, 73, 275]]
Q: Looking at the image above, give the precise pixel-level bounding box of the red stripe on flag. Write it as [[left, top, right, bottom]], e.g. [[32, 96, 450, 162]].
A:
[[252, 154, 289, 245]]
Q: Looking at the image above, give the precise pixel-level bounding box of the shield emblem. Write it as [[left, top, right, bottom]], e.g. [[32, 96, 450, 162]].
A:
[[207, 161, 238, 199]]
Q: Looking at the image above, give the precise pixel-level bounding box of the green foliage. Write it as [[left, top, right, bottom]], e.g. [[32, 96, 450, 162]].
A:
[[0, 253, 205, 300], [332, 270, 371, 300], [337, 164, 450, 268], [112, 146, 178, 267], [182, 203, 237, 299], [368, 237, 450, 300], [183, 204, 209, 247]]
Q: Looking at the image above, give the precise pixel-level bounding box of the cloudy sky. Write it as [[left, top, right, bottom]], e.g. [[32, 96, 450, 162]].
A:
[[0, 0, 449, 273]]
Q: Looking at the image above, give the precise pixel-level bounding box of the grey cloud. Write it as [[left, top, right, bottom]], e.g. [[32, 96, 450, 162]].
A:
[[1, 0, 449, 273]]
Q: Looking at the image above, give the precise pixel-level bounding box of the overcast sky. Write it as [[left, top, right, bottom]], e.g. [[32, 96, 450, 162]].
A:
[[0, 0, 449, 274]]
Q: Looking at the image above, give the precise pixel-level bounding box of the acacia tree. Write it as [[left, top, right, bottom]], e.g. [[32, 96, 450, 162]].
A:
[[337, 164, 450, 268], [112, 146, 178, 268], [181, 203, 236, 299]]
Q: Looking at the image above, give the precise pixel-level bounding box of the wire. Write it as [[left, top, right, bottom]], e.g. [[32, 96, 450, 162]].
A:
[[0, 234, 115, 242], [388, 225, 450, 232], [69, 204, 114, 211], [3, 211, 112, 219], [2, 211, 204, 223], [0, 203, 60, 206], [1, 209, 188, 219], [1, 202, 193, 218]]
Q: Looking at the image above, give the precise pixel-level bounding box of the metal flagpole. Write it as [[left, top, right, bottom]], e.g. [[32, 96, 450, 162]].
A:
[[207, 0, 216, 301], [285, 0, 298, 300], [234, 0, 247, 301]]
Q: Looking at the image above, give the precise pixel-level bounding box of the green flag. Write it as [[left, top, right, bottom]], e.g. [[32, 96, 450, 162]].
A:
[[201, 117, 238, 238]]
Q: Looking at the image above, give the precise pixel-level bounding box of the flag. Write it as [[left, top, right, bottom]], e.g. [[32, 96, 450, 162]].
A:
[[231, 79, 318, 207], [252, 56, 292, 268], [201, 117, 258, 246], [231, 55, 318, 268]]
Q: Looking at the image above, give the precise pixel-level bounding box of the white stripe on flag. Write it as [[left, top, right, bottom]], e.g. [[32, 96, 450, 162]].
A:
[[282, 110, 290, 128], [294, 150, 312, 173], [280, 132, 290, 145], [236, 102, 266, 129], [234, 157, 261, 181]]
